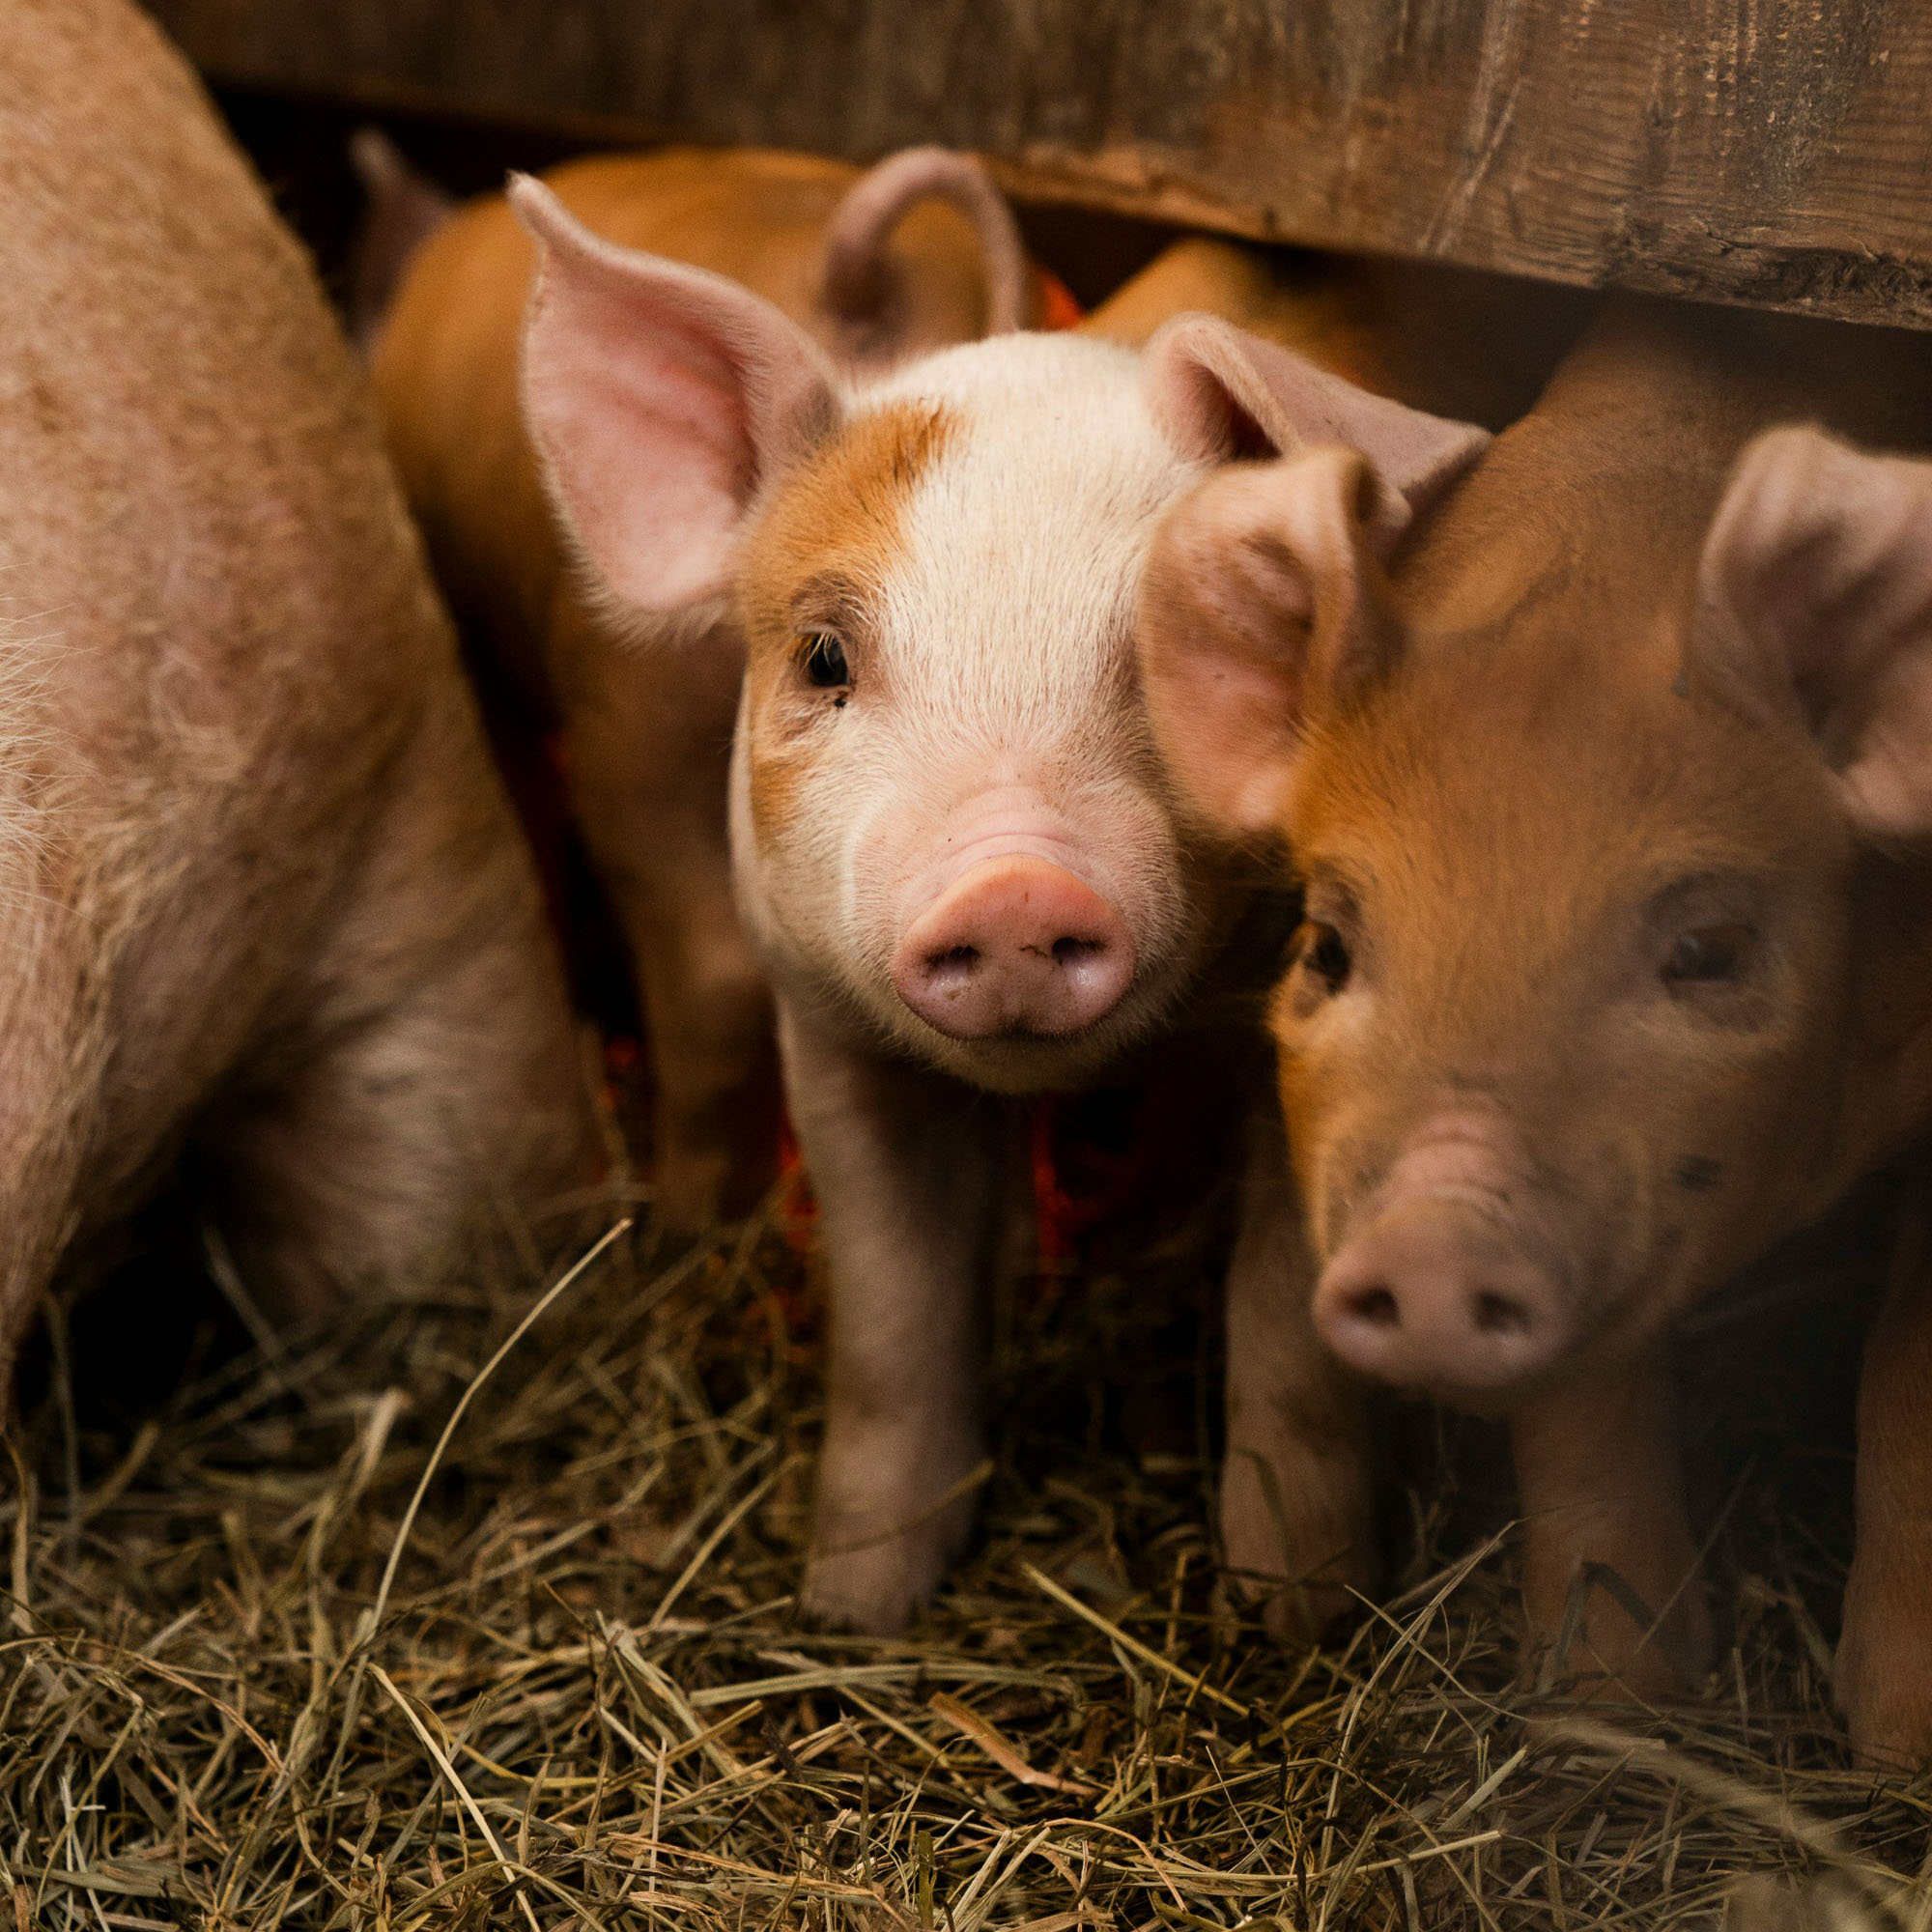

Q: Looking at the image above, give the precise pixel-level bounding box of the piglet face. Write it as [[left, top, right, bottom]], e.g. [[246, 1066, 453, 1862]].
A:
[[730, 338, 1211, 1091], [1138, 423, 1932, 1406], [1278, 627, 1852, 1402]]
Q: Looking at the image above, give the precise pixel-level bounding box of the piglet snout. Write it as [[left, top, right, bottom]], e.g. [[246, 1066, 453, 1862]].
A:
[[892, 855, 1134, 1039], [1315, 1203, 1567, 1396]]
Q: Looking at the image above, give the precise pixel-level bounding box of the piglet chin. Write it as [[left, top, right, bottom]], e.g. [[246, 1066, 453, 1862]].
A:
[[891, 854, 1135, 1039]]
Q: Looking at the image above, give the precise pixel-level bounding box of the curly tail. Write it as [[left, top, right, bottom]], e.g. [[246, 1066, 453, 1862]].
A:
[[818, 147, 1031, 343]]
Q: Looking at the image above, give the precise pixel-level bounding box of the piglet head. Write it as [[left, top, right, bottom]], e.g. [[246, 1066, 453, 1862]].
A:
[[518, 183, 1491, 1094], [1142, 415, 1932, 1404], [737, 317, 1488, 1094]]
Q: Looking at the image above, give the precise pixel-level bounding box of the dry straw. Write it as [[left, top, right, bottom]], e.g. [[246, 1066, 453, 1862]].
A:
[[1, 1186, 1926, 1929]]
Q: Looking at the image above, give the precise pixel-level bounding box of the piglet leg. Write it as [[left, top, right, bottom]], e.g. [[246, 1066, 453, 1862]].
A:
[[550, 601, 781, 1231], [783, 1000, 1005, 1633], [0, 934, 99, 1416], [1510, 1342, 1711, 1697], [1837, 1168, 1932, 1769], [207, 686, 605, 1317], [1222, 1101, 1377, 1637]]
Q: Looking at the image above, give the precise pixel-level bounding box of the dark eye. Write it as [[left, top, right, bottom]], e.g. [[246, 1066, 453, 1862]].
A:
[[799, 632, 850, 690], [1662, 923, 1753, 987], [1302, 922, 1351, 993]]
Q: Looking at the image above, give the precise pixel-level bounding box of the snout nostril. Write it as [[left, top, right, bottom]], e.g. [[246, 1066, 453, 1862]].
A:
[[1471, 1291, 1532, 1338], [1345, 1286, 1401, 1330], [926, 944, 980, 978], [893, 855, 1134, 1039]]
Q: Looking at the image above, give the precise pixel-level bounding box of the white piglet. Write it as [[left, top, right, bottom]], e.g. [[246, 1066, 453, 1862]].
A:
[[513, 176, 1489, 1633]]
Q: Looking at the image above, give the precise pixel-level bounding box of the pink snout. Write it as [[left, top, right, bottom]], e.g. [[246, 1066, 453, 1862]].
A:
[[1314, 1203, 1570, 1398], [892, 855, 1135, 1039]]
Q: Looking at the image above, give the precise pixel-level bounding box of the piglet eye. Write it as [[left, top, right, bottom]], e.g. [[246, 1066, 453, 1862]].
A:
[[799, 632, 850, 689], [1302, 922, 1352, 993], [1662, 923, 1753, 986]]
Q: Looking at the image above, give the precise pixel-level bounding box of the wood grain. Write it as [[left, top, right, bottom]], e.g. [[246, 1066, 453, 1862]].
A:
[[143, 0, 1932, 329]]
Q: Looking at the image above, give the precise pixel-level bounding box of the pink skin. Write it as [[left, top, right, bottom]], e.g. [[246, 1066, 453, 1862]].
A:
[[1313, 1114, 1575, 1399], [893, 855, 1134, 1038], [880, 789, 1139, 1043]]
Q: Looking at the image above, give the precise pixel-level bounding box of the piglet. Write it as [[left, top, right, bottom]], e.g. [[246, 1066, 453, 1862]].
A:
[[1138, 293, 1932, 1762], [513, 176, 1495, 1631], [368, 144, 1037, 1229], [0, 0, 601, 1391]]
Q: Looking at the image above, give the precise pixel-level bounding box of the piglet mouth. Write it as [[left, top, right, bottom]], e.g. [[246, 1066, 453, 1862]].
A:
[[891, 853, 1136, 1040]]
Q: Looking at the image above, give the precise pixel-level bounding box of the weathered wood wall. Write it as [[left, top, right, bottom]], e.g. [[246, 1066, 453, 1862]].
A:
[[145, 0, 1932, 330]]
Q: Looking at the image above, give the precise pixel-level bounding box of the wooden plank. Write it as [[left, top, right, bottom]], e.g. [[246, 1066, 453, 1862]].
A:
[[143, 0, 1932, 329]]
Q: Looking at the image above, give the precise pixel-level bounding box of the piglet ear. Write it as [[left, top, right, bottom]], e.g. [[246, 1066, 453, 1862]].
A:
[[1138, 447, 1396, 840], [1698, 426, 1932, 839], [511, 175, 841, 613], [1142, 314, 1490, 546]]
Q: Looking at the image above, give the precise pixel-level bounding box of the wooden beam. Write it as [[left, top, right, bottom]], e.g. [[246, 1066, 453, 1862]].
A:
[[144, 0, 1932, 330]]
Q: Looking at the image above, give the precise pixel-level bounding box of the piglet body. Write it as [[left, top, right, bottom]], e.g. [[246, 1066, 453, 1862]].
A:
[[513, 185, 1560, 1632], [0, 0, 601, 1385], [369, 146, 1036, 1228], [1140, 294, 1932, 1760]]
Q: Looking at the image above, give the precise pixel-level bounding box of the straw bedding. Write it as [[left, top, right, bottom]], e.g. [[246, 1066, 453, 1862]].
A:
[[3, 1182, 1927, 1930]]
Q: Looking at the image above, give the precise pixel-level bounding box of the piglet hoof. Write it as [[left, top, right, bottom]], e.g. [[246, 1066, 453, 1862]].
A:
[[1834, 1584, 1932, 1771], [800, 1510, 971, 1634], [1836, 1681, 1932, 1774], [1252, 1571, 1363, 1645], [1219, 1449, 1375, 1643], [1520, 1561, 1712, 1703]]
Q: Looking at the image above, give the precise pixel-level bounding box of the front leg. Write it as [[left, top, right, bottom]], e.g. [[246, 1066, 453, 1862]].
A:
[[552, 602, 780, 1230], [781, 998, 1007, 1634], [1836, 1168, 1932, 1769], [1510, 1342, 1711, 1698], [1221, 1099, 1377, 1638]]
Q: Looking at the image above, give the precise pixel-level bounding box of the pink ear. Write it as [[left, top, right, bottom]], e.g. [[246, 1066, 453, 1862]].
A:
[[1143, 314, 1489, 545], [1138, 447, 1394, 839], [1700, 426, 1932, 839], [511, 175, 841, 614]]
